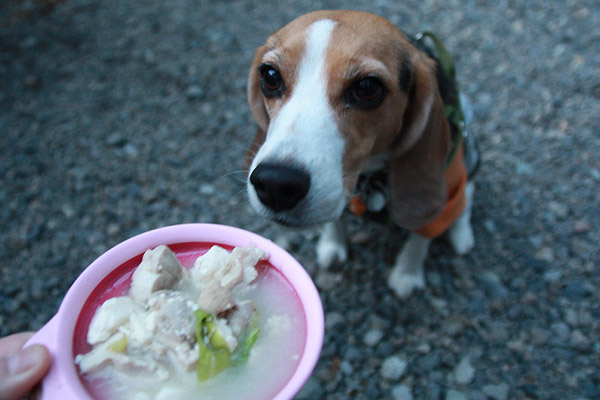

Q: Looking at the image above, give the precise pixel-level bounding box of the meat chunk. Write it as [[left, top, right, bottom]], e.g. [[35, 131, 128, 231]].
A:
[[148, 291, 197, 345], [77, 332, 168, 381], [191, 243, 267, 290], [228, 300, 256, 337], [130, 245, 183, 302], [196, 280, 235, 315], [87, 297, 144, 345], [191, 245, 232, 287], [230, 244, 267, 284]]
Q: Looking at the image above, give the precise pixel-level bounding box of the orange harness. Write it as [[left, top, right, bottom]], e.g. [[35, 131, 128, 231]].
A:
[[414, 145, 467, 238], [349, 143, 467, 239]]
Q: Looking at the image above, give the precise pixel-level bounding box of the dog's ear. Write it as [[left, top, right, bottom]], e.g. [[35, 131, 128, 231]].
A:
[[388, 56, 451, 231], [247, 46, 270, 132]]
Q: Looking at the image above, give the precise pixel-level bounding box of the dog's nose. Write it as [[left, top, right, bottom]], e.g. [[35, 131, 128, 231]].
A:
[[250, 163, 311, 212]]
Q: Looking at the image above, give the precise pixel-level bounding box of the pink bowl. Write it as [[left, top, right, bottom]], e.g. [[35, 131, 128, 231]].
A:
[[26, 223, 324, 400]]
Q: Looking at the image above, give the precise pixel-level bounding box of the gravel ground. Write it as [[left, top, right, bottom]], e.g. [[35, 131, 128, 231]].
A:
[[1, 0, 599, 399]]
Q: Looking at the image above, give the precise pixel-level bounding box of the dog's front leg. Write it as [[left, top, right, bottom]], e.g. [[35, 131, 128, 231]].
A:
[[448, 182, 475, 255], [387, 233, 431, 299], [316, 220, 348, 269]]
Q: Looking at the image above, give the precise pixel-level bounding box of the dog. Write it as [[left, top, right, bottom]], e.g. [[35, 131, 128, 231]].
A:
[[245, 10, 479, 298]]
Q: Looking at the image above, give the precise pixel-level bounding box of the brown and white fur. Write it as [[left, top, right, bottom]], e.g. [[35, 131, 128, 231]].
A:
[[245, 10, 475, 298]]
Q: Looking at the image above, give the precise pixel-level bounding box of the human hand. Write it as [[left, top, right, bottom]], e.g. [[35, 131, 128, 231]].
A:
[[0, 332, 50, 400]]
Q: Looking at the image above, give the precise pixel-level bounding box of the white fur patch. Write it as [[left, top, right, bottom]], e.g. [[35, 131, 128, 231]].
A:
[[248, 19, 346, 226]]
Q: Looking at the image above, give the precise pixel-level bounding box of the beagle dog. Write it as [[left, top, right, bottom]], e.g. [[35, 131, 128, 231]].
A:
[[245, 10, 478, 298]]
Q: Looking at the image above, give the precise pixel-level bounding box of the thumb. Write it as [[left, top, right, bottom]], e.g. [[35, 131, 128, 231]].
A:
[[0, 344, 51, 400]]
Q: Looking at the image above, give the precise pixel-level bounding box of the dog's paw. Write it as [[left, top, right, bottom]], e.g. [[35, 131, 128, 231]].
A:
[[316, 237, 347, 269], [448, 220, 475, 255], [387, 269, 425, 299]]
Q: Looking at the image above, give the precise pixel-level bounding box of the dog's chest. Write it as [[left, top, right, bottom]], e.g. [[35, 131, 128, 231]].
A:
[[349, 152, 391, 219]]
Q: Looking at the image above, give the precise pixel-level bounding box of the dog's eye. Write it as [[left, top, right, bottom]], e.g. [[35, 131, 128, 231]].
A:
[[350, 77, 386, 108], [259, 64, 284, 98]]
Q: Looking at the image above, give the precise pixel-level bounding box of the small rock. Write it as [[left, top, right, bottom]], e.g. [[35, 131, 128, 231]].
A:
[[315, 271, 342, 291], [123, 144, 138, 158], [446, 389, 468, 400], [391, 384, 413, 400], [199, 183, 216, 195], [478, 271, 509, 299], [340, 360, 354, 375], [454, 356, 476, 385], [564, 308, 579, 327], [483, 219, 497, 233], [515, 161, 533, 176], [380, 355, 408, 381], [185, 85, 204, 99], [548, 201, 568, 219], [535, 247, 554, 262], [573, 219, 592, 234], [416, 342, 432, 354], [543, 269, 563, 283], [483, 383, 510, 400], [550, 322, 571, 342], [106, 132, 127, 147], [570, 330, 591, 352], [325, 312, 345, 330], [364, 329, 384, 347]]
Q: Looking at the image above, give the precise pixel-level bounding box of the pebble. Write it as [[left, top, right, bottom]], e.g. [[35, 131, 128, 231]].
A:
[[483, 219, 497, 233], [543, 269, 563, 283], [185, 85, 204, 99], [573, 219, 592, 234], [199, 183, 216, 196], [416, 342, 432, 354], [325, 312, 345, 330], [391, 384, 413, 400], [316, 271, 342, 291], [551, 322, 571, 342], [363, 329, 384, 347], [570, 330, 591, 351], [340, 360, 354, 375], [478, 271, 509, 299], [445, 389, 468, 400], [106, 132, 127, 147], [380, 355, 408, 381], [535, 247, 555, 262], [454, 356, 476, 385], [483, 383, 510, 400]]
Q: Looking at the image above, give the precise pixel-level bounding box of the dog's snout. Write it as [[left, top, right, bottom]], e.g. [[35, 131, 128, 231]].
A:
[[250, 163, 311, 212]]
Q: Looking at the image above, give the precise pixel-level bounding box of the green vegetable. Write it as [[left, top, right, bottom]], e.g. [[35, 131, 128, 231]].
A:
[[195, 310, 231, 381], [194, 306, 261, 382], [108, 334, 128, 353], [238, 327, 260, 363]]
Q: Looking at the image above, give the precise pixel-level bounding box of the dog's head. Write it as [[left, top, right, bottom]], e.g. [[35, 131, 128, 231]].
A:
[[246, 10, 450, 228]]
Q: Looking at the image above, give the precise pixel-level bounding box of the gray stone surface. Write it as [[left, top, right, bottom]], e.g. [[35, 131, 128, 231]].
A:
[[1, 0, 598, 398]]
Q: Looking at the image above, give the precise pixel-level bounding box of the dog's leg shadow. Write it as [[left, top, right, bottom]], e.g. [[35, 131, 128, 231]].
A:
[[316, 220, 348, 269], [387, 233, 431, 299]]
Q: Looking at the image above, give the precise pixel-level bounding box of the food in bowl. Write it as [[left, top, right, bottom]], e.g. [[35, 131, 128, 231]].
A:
[[75, 243, 306, 400]]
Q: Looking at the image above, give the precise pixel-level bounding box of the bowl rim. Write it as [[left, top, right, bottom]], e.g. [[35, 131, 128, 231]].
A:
[[32, 223, 324, 400]]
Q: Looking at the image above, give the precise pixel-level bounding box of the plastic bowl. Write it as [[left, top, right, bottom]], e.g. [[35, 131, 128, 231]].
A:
[[26, 223, 324, 400]]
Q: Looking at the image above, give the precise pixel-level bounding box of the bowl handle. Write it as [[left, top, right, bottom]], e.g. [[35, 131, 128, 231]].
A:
[[25, 316, 87, 400]]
